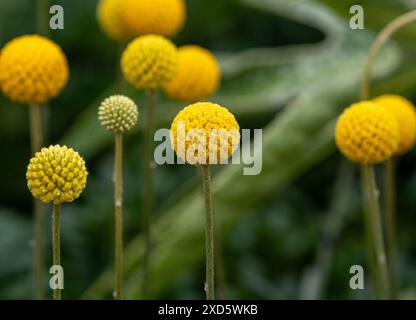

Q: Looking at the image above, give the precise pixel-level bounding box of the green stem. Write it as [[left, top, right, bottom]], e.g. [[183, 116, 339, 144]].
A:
[[202, 165, 215, 300], [114, 133, 123, 300], [384, 158, 397, 299], [362, 189, 380, 299], [361, 9, 416, 100], [29, 104, 45, 299], [361, 165, 390, 299], [360, 10, 416, 299], [142, 89, 156, 298], [52, 204, 61, 300], [29, 104, 43, 154], [36, 0, 50, 37]]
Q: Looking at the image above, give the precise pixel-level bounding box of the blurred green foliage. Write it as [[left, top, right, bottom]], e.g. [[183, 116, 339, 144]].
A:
[[2, 0, 416, 300]]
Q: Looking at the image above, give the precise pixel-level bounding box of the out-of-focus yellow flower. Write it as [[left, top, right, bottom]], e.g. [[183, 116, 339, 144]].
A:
[[0, 35, 69, 105], [121, 35, 178, 89], [170, 102, 240, 165], [98, 95, 139, 133], [122, 0, 186, 38], [26, 145, 88, 205], [373, 94, 416, 155], [97, 0, 131, 42], [164, 46, 221, 102], [335, 101, 399, 164]]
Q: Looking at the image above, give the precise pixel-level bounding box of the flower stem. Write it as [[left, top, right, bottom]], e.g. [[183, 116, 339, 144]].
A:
[[202, 165, 215, 300], [142, 88, 156, 298], [29, 104, 43, 155], [114, 133, 123, 300], [384, 158, 397, 299], [52, 204, 61, 300], [29, 104, 45, 299], [36, 0, 50, 37], [361, 9, 416, 101], [362, 192, 380, 299], [360, 10, 416, 299], [361, 165, 390, 299]]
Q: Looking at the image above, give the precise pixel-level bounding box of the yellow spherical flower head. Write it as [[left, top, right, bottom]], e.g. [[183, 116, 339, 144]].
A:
[[122, 0, 186, 38], [373, 95, 416, 155], [164, 46, 221, 103], [97, 0, 131, 42], [98, 95, 139, 133], [335, 101, 399, 164], [0, 35, 69, 105], [26, 145, 88, 205], [121, 35, 178, 89], [170, 102, 240, 165]]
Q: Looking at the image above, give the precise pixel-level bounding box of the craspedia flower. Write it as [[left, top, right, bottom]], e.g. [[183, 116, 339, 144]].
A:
[[98, 95, 139, 133], [26, 145, 88, 205], [164, 46, 221, 102], [0, 35, 69, 105], [373, 95, 416, 155], [121, 35, 178, 89], [335, 101, 399, 164], [122, 0, 186, 38], [97, 0, 131, 42], [170, 102, 240, 165]]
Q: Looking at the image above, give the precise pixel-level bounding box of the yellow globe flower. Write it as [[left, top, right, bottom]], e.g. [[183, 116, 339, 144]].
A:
[[122, 0, 186, 38], [373, 95, 416, 155], [0, 35, 69, 105], [121, 35, 178, 89], [97, 0, 131, 42], [164, 46, 221, 102], [170, 102, 240, 165], [335, 101, 399, 165], [26, 145, 88, 205]]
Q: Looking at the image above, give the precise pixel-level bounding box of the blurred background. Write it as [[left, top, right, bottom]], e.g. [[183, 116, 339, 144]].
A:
[[1, 0, 416, 299]]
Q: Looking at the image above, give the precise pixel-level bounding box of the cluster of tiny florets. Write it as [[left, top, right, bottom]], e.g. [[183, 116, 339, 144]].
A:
[[335, 101, 399, 165], [170, 102, 240, 165], [0, 35, 69, 105], [122, 0, 186, 38], [97, 0, 186, 42], [164, 46, 221, 102], [97, 0, 131, 42], [121, 35, 178, 89], [98, 95, 139, 133], [373, 95, 416, 155], [26, 145, 88, 205]]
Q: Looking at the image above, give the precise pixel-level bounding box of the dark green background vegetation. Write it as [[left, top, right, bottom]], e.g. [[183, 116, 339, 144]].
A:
[[1, 0, 416, 299]]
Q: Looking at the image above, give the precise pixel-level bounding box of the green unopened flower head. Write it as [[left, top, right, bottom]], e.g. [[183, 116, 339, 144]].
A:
[[98, 95, 139, 133]]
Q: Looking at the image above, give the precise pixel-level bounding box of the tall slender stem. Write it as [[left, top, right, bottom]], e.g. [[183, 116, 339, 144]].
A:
[[361, 165, 390, 299], [360, 10, 416, 299], [360, 10, 416, 101], [29, 104, 45, 299], [202, 165, 215, 300], [36, 0, 50, 37], [29, 104, 43, 154], [114, 133, 123, 300], [362, 189, 380, 299], [142, 89, 156, 298], [384, 158, 397, 299], [52, 204, 61, 300]]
